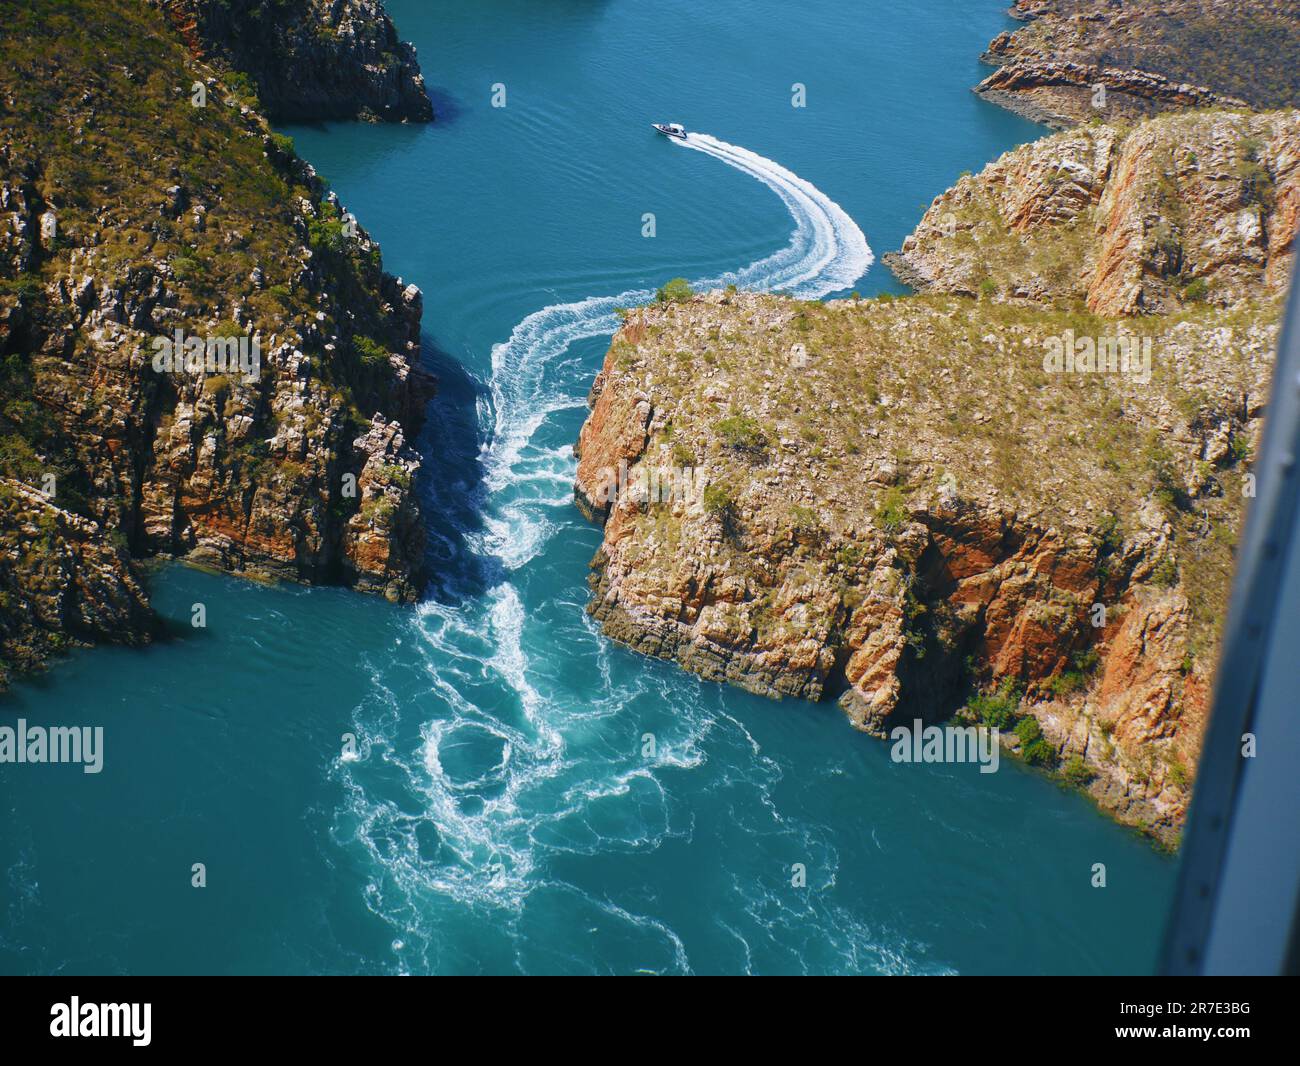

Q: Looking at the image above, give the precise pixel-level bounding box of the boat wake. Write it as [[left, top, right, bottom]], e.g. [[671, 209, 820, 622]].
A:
[[480, 132, 872, 567], [676, 132, 873, 297], [332, 135, 920, 974]]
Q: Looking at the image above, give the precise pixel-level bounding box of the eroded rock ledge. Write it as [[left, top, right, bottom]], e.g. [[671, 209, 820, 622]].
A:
[[975, 0, 1300, 129], [574, 109, 1288, 845]]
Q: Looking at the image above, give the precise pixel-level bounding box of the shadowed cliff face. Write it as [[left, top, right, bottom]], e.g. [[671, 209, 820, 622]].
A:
[[0, 480, 156, 690], [573, 110, 1291, 845], [149, 0, 433, 122], [976, 0, 1300, 129], [0, 0, 434, 687]]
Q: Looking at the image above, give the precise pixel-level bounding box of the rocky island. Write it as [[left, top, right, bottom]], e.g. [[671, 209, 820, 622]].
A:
[[575, 99, 1296, 843], [975, 0, 1300, 129], [0, 0, 433, 688]]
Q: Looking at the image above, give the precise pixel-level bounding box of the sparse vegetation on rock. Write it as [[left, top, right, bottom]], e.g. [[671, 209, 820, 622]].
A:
[[573, 106, 1290, 845], [0, 0, 434, 687]]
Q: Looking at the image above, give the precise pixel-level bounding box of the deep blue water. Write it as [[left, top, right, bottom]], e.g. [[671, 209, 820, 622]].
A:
[[0, 0, 1177, 974]]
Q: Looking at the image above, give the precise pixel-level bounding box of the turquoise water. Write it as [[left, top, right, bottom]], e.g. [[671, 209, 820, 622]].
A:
[[0, 0, 1177, 974]]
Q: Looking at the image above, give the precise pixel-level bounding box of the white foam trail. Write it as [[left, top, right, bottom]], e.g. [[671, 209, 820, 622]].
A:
[[340, 136, 899, 971], [479, 132, 873, 568], [677, 133, 873, 296]]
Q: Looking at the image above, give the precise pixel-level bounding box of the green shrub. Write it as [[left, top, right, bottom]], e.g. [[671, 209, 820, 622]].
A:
[[1237, 144, 1274, 208], [171, 256, 204, 280], [266, 284, 293, 307], [1147, 436, 1185, 512], [212, 320, 245, 339], [1049, 649, 1098, 698], [361, 496, 397, 523], [703, 483, 739, 539], [835, 543, 866, 569], [308, 216, 350, 255], [1095, 513, 1123, 557], [268, 131, 295, 157], [1049, 671, 1083, 698], [1074, 648, 1100, 673], [382, 464, 412, 491], [1062, 756, 1092, 786], [1151, 555, 1179, 587], [716, 414, 767, 453], [0, 432, 46, 481], [1013, 717, 1055, 766], [671, 442, 696, 466], [967, 678, 1021, 730], [655, 277, 694, 304], [1015, 717, 1043, 746], [202, 374, 231, 401], [612, 340, 637, 369], [0, 274, 43, 299], [789, 504, 819, 532], [352, 335, 389, 368], [874, 487, 909, 534], [703, 483, 733, 514], [225, 69, 262, 108]]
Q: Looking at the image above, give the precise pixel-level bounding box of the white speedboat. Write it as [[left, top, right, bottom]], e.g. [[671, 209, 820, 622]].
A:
[[652, 122, 687, 140]]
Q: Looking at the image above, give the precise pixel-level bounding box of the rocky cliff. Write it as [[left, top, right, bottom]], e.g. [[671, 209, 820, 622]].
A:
[[885, 109, 1300, 315], [0, 479, 155, 689], [1, 0, 433, 687], [574, 110, 1292, 844], [151, 0, 433, 122], [976, 0, 1300, 129]]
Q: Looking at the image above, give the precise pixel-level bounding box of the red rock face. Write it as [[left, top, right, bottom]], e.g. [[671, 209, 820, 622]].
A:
[[1090, 113, 1298, 315], [578, 392, 1208, 841], [575, 366, 654, 523], [12, 211, 434, 605], [889, 111, 1300, 318], [920, 510, 1203, 836]]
